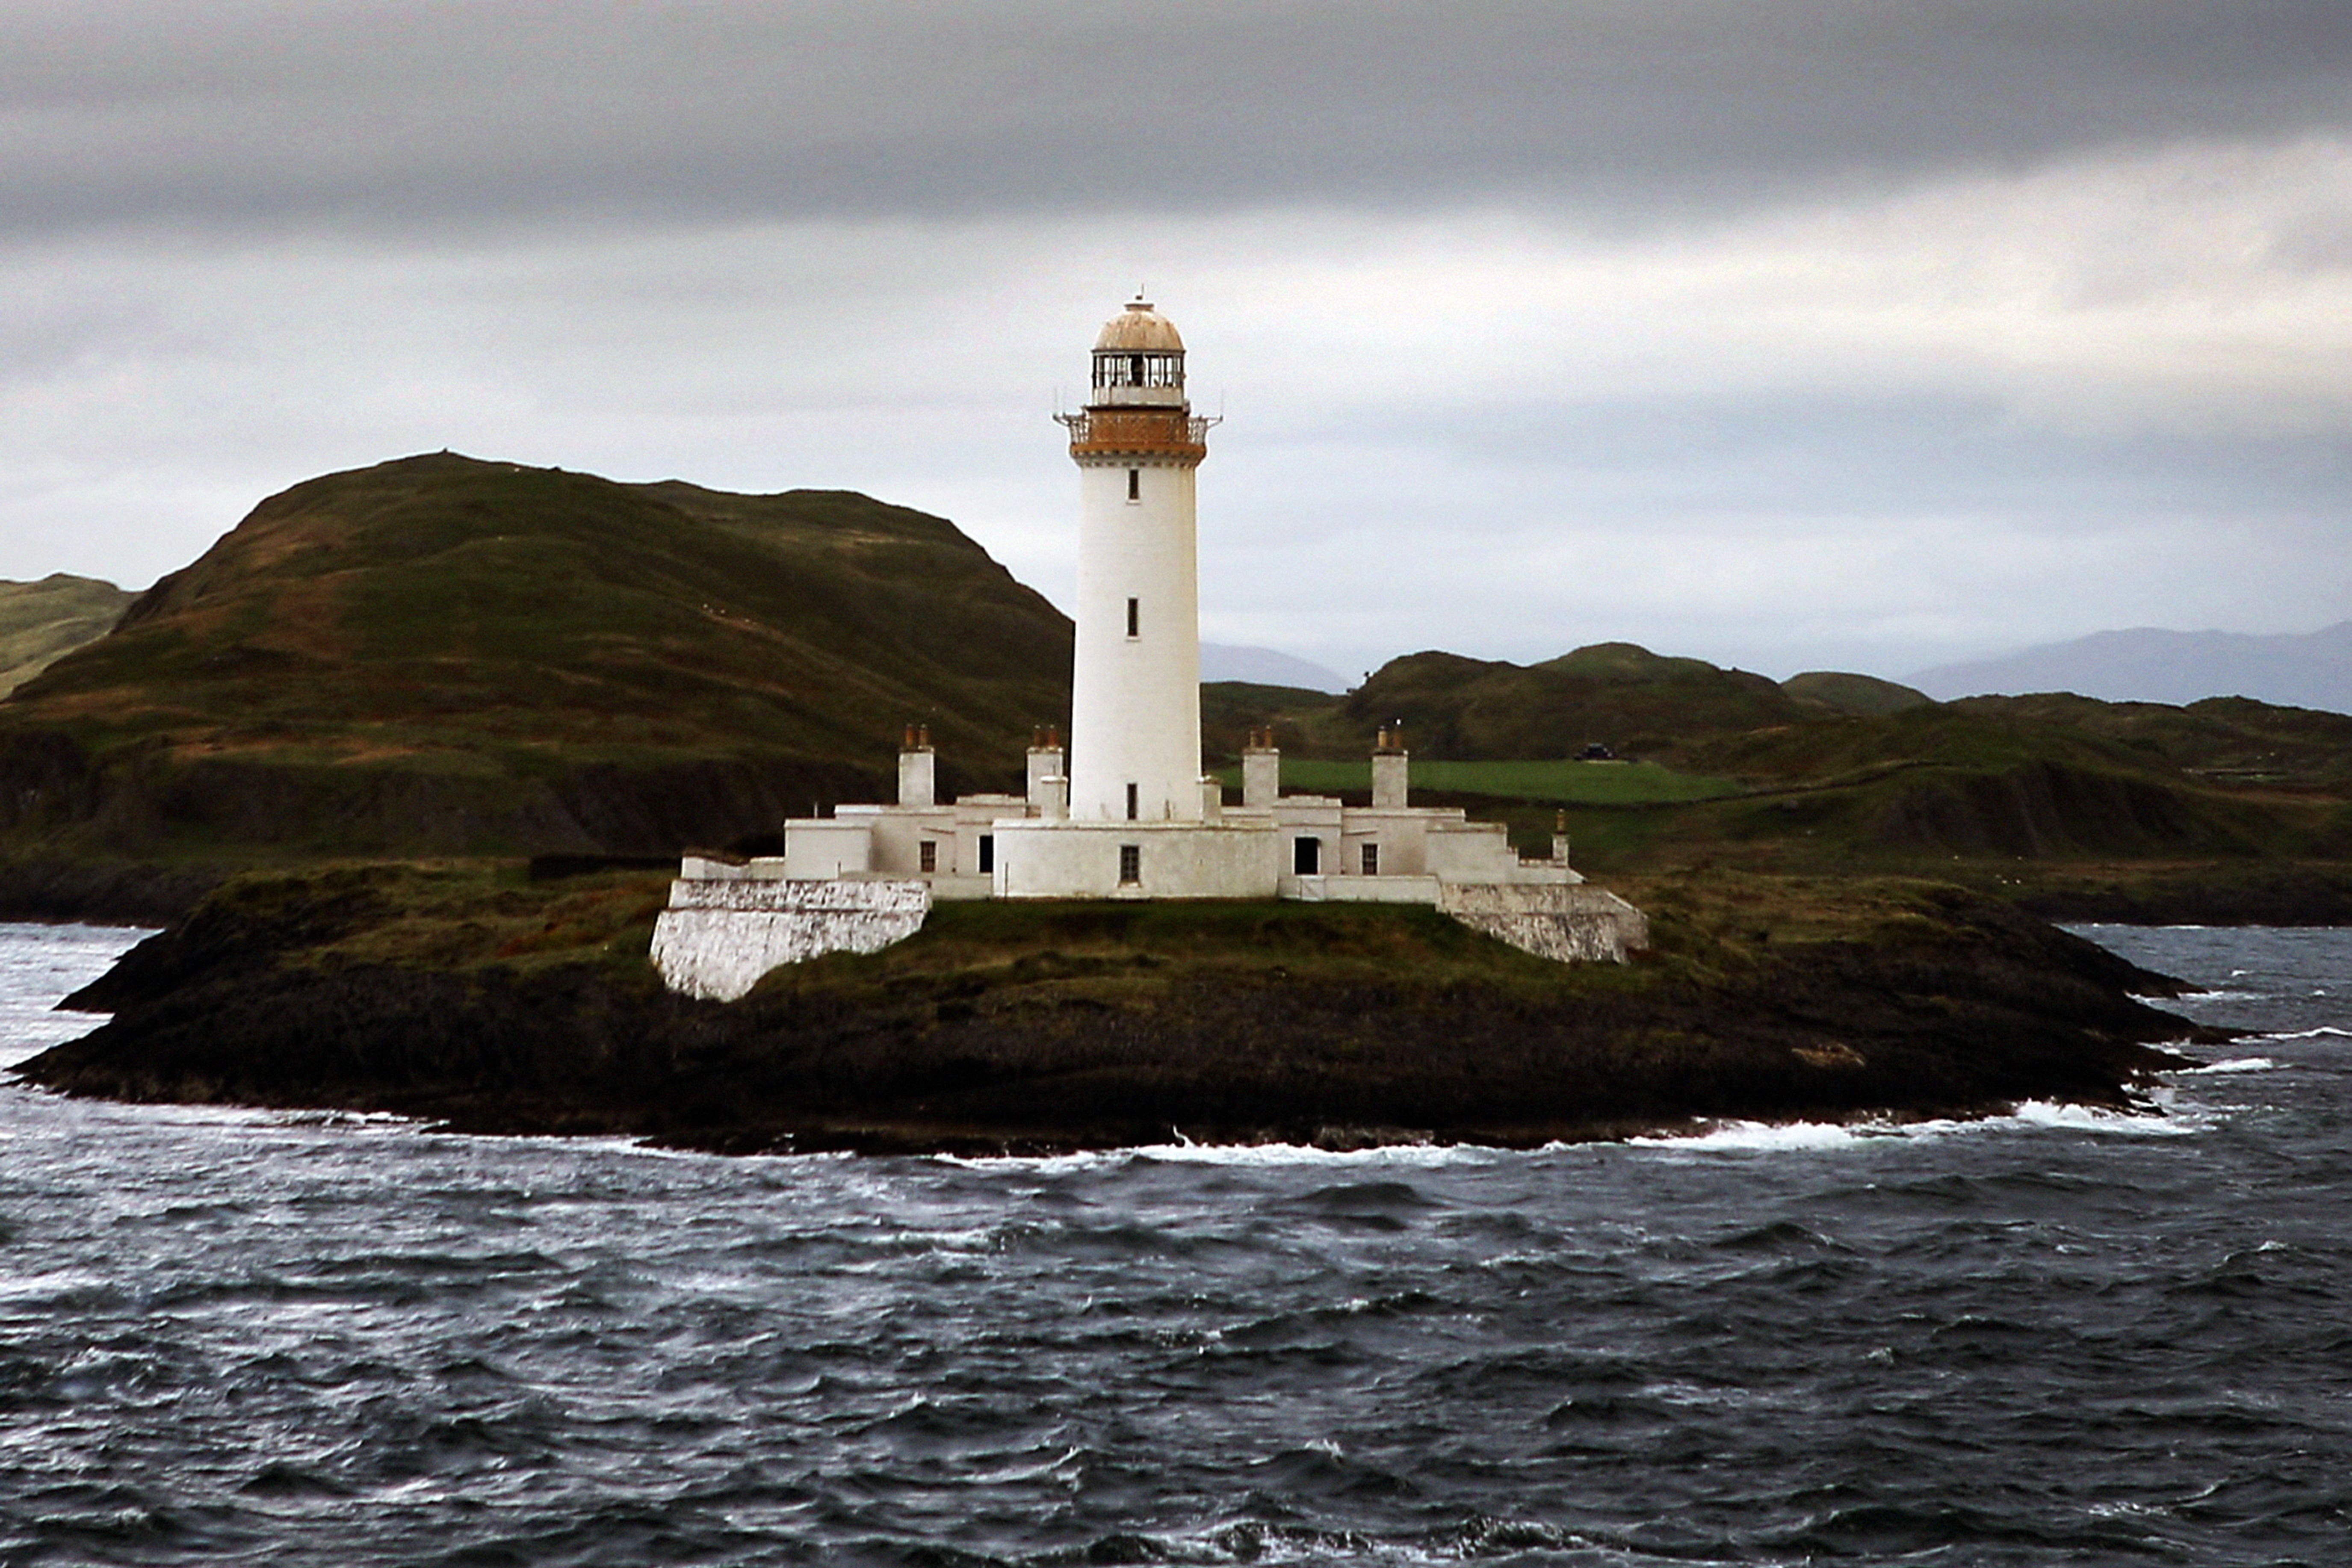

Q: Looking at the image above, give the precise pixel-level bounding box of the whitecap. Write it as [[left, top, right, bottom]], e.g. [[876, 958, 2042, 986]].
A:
[[2009, 1100, 2193, 1135], [2258, 1025, 2352, 1040], [937, 1139, 1504, 1172], [2174, 1057, 2277, 1074], [1627, 1119, 1892, 1152], [1624, 1099, 2187, 1152]]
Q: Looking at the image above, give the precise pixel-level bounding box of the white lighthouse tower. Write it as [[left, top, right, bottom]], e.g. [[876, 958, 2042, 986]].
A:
[[987, 298, 1274, 899], [1058, 298, 1213, 824]]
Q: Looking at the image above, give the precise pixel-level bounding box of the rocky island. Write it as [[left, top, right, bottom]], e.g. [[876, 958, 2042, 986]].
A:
[[21, 859, 2204, 1155]]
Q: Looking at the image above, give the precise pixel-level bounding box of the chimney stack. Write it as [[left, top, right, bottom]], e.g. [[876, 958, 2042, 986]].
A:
[[1241, 726, 1280, 810], [1371, 722, 1408, 809], [898, 723, 936, 808]]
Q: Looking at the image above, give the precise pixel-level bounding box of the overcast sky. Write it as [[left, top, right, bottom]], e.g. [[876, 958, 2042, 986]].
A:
[[3, 1, 2347, 681]]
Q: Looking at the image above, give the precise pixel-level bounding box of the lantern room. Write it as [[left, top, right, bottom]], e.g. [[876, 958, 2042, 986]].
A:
[[1089, 298, 1186, 407]]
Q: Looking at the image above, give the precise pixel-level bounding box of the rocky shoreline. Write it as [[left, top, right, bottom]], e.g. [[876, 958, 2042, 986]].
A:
[[14, 863, 2217, 1156]]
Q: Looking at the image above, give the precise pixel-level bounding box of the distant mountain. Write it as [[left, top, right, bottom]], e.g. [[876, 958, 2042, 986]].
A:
[[1200, 643, 1348, 693], [1910, 623, 2352, 714], [0, 574, 133, 697]]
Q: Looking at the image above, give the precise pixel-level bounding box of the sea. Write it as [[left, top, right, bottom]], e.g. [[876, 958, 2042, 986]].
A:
[[0, 921, 2346, 1567]]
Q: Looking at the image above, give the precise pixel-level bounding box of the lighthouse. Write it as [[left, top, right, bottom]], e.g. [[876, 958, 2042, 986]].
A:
[[651, 290, 1649, 994], [987, 298, 1274, 898], [1057, 298, 1214, 824]]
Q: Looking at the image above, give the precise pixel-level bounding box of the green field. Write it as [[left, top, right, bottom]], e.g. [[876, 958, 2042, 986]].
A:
[[1212, 757, 1741, 805]]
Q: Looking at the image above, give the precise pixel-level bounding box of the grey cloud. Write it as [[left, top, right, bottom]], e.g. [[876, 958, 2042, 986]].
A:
[[2, 1, 2347, 236], [1382, 392, 2352, 522]]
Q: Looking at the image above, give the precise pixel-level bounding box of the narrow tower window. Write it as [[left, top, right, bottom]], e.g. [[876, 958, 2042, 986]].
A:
[[1119, 844, 1141, 885], [1126, 468, 1140, 502], [1126, 597, 1139, 638], [1361, 843, 1380, 876], [919, 840, 938, 874], [1126, 783, 1139, 821]]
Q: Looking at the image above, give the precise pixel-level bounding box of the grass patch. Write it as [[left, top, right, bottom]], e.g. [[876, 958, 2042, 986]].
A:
[[180, 859, 677, 979]]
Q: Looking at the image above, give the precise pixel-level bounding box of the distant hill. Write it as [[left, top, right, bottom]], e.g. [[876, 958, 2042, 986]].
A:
[[0, 454, 1071, 859], [1781, 670, 1932, 716], [1326, 642, 1807, 763], [1910, 623, 2352, 713], [1199, 643, 1348, 693], [1193, 640, 2351, 889], [0, 574, 133, 697]]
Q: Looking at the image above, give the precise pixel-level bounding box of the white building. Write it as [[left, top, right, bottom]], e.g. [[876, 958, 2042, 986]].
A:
[[651, 299, 1645, 1001]]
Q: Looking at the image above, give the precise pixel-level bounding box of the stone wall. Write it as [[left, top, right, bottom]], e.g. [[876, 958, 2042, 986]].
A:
[[650, 877, 932, 1002], [1436, 882, 1650, 964]]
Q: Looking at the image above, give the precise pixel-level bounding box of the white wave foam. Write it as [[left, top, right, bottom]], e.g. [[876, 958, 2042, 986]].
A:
[[2175, 1057, 2277, 1074], [2258, 1025, 2352, 1040], [946, 1094, 2212, 1169], [1624, 1099, 2187, 1153], [2008, 1100, 2192, 1135], [936, 1139, 1506, 1173], [1627, 1119, 1902, 1152]]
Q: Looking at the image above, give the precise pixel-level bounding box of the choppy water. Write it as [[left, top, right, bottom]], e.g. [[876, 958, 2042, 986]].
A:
[[0, 920, 2347, 1566]]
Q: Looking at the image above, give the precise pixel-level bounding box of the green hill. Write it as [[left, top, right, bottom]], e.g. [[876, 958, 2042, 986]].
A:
[[1191, 644, 2351, 906], [1264, 643, 1808, 763], [0, 454, 1071, 861], [0, 574, 133, 697], [1782, 670, 1933, 715], [1950, 692, 2352, 790]]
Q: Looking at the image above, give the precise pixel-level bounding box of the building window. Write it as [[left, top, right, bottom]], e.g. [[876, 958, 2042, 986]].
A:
[[978, 834, 993, 874], [1361, 842, 1380, 876], [1126, 596, 1139, 638], [1127, 468, 1140, 502], [918, 840, 937, 874], [1094, 351, 1183, 390], [1125, 782, 1139, 821], [1294, 836, 1321, 875], [1119, 843, 1141, 885]]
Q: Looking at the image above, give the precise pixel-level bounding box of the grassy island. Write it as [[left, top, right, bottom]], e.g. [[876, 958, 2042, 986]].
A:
[[21, 859, 2206, 1156]]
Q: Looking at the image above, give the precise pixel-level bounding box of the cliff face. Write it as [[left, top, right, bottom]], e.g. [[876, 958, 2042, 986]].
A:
[[21, 864, 2203, 1156]]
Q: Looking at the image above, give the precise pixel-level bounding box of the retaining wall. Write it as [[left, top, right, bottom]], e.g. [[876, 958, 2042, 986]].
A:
[[651, 877, 932, 1001], [1436, 882, 1651, 964]]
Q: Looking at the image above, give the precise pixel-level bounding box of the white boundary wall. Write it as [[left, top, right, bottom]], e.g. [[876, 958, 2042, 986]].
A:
[[1435, 883, 1650, 964], [650, 878, 931, 1001]]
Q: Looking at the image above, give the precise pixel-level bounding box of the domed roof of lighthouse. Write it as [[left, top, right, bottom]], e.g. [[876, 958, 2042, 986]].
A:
[[1094, 297, 1184, 353]]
